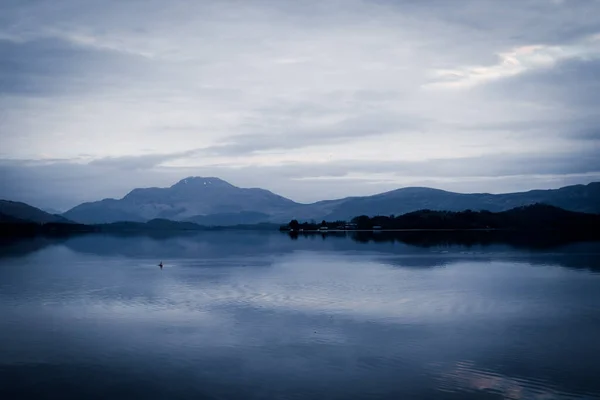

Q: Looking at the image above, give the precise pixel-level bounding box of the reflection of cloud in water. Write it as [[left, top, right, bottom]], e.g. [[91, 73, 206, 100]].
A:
[[2, 236, 600, 399], [5, 243, 598, 327], [110, 254, 588, 326], [437, 360, 591, 399]]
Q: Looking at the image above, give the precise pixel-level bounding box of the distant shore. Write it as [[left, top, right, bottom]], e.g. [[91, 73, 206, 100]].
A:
[[280, 228, 502, 232], [279, 204, 600, 233], [2, 203, 600, 239]]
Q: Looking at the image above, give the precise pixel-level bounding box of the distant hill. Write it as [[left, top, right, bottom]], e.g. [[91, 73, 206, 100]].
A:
[[0, 217, 206, 236], [3, 200, 599, 237], [284, 204, 600, 232], [316, 183, 600, 221], [60, 179, 600, 225], [0, 215, 279, 237], [0, 212, 29, 224], [62, 199, 147, 224], [0, 200, 73, 224], [63, 177, 298, 224]]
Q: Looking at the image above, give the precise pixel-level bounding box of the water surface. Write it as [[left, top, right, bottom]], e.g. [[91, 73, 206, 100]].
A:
[[1, 232, 599, 399]]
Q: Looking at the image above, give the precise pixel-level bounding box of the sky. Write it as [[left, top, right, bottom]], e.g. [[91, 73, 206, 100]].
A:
[[1, 0, 600, 211]]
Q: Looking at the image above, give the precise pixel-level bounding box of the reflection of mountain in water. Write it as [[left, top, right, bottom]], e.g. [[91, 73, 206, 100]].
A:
[[285, 229, 599, 249], [297, 231, 600, 272], [1, 231, 599, 273], [0, 237, 59, 258]]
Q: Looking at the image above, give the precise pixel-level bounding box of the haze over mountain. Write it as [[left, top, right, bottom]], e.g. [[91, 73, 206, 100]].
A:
[[60, 177, 600, 225]]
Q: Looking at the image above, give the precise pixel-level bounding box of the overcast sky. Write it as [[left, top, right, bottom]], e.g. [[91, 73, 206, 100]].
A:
[[1, 0, 600, 210]]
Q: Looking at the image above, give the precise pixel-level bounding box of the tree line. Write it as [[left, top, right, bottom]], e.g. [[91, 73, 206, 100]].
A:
[[280, 204, 600, 232]]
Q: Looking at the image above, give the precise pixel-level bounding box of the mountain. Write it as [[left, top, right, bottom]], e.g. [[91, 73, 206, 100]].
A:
[[314, 182, 600, 221], [63, 177, 299, 224], [0, 200, 73, 224], [62, 199, 148, 224], [499, 203, 600, 230], [0, 212, 29, 224], [42, 207, 64, 215], [309, 203, 600, 231], [61, 179, 600, 225]]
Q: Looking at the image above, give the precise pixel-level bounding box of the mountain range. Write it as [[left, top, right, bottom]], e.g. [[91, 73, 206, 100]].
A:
[[59, 177, 600, 225], [2, 177, 600, 225]]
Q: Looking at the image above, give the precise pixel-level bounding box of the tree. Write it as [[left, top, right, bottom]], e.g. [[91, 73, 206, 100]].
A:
[[321, 220, 327, 227], [289, 219, 300, 230], [351, 215, 372, 229]]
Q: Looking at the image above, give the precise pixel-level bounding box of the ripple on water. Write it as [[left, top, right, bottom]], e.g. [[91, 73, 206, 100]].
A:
[[435, 360, 597, 399]]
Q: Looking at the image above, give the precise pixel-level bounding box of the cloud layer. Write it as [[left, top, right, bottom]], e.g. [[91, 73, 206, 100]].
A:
[[1, 0, 599, 209]]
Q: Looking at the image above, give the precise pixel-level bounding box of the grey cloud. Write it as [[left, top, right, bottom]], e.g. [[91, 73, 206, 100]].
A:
[[572, 128, 600, 141], [478, 57, 600, 106], [210, 151, 600, 180], [1, 0, 600, 206], [468, 56, 600, 143], [88, 149, 203, 170], [452, 117, 600, 144], [378, 0, 600, 46], [201, 112, 428, 156], [0, 37, 155, 97]]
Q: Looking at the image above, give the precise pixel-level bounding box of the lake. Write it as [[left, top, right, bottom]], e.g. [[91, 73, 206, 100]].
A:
[[1, 231, 599, 399]]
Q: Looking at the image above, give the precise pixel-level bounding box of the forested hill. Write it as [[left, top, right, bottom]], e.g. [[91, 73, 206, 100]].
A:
[[282, 204, 600, 231]]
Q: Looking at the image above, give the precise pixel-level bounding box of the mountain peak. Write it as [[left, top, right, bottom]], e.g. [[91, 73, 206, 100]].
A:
[[172, 176, 233, 188]]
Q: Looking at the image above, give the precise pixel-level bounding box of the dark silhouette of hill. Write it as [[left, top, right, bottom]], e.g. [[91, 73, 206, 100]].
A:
[[0, 200, 73, 224], [3, 195, 599, 242], [0, 222, 94, 237], [0, 217, 279, 238], [0, 212, 29, 224], [283, 204, 600, 232]]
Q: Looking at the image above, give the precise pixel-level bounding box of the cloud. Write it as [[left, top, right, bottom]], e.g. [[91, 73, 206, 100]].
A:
[[87, 149, 204, 170], [197, 112, 428, 156], [0, 37, 155, 96], [480, 56, 600, 109], [426, 34, 600, 89], [1, 0, 600, 206]]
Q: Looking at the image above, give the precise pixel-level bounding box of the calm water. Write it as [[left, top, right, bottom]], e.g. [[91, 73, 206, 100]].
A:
[[1, 232, 600, 400]]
